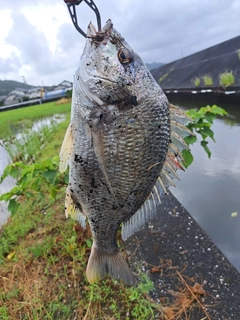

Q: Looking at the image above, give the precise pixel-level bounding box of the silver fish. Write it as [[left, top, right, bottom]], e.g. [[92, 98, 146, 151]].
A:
[[60, 19, 193, 286]]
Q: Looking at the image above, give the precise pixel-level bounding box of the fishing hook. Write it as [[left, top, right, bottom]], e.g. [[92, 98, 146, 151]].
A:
[[63, 0, 101, 38]]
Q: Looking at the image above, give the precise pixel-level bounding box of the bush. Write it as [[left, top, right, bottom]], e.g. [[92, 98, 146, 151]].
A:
[[194, 77, 200, 86], [219, 71, 235, 87], [202, 75, 213, 86]]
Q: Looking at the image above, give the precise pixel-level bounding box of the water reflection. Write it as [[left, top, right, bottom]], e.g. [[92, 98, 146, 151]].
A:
[[169, 97, 240, 272]]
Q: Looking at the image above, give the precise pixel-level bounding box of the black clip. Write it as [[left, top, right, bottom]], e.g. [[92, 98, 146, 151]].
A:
[[64, 0, 101, 38]]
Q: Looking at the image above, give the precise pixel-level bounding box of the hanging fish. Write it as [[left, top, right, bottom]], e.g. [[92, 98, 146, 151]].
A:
[[60, 19, 193, 286]]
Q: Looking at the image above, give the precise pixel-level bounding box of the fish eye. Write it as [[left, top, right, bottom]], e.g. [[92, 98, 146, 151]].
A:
[[118, 48, 132, 65]]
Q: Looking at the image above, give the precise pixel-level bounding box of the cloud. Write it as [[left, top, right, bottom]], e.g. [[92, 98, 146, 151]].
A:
[[1, 0, 240, 85], [4, 12, 81, 85], [0, 53, 21, 74]]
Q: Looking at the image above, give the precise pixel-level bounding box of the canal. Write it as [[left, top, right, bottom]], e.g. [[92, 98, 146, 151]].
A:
[[169, 96, 240, 272]]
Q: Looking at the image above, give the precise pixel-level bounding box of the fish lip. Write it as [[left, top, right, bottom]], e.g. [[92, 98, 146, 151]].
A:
[[87, 19, 113, 42]]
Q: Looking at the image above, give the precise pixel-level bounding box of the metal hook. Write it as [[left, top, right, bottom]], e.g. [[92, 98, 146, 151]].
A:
[[64, 0, 101, 38]]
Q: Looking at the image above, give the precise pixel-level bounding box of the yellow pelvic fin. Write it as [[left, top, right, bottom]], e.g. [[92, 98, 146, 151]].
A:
[[59, 124, 73, 173]]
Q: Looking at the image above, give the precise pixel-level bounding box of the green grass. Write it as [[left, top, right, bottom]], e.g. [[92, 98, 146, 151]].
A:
[[202, 75, 213, 86], [219, 70, 235, 87], [0, 101, 71, 139], [194, 77, 201, 86]]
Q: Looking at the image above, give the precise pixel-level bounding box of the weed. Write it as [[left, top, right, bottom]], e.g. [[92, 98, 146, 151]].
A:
[[219, 70, 235, 87], [159, 73, 169, 83], [202, 74, 213, 86], [4, 122, 60, 163], [236, 49, 240, 60], [194, 77, 200, 86]]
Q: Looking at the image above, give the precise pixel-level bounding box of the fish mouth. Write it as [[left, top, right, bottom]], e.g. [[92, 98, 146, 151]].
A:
[[87, 19, 113, 43]]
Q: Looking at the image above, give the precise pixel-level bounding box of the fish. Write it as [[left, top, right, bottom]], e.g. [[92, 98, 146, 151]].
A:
[[59, 19, 193, 286]]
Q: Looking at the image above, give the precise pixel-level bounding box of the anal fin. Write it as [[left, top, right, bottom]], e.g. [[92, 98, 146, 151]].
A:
[[65, 186, 86, 228]]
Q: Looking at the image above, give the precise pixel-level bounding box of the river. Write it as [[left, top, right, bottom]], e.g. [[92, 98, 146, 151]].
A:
[[169, 96, 240, 272]]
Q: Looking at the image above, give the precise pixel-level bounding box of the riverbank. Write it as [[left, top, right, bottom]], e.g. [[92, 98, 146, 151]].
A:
[[126, 192, 240, 319]]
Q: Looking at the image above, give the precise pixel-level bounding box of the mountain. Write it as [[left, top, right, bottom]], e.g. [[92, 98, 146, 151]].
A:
[[145, 62, 165, 71], [0, 80, 55, 96], [151, 35, 240, 90]]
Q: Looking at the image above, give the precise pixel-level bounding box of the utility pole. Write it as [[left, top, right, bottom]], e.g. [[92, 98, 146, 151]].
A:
[[22, 76, 26, 84]]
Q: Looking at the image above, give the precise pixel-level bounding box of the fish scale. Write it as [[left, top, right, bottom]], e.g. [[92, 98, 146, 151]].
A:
[[59, 19, 193, 286]]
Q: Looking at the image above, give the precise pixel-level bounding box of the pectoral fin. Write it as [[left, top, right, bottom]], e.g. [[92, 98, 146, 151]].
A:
[[59, 124, 73, 173], [90, 118, 116, 200]]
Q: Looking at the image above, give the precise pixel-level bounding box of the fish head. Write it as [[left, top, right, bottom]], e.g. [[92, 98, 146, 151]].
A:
[[77, 19, 147, 105]]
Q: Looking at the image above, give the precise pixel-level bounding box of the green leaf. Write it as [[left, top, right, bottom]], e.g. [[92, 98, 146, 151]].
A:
[[199, 127, 215, 141], [210, 105, 228, 116], [204, 113, 216, 124], [8, 198, 20, 216], [50, 188, 57, 199], [64, 173, 69, 184], [41, 170, 58, 185], [85, 239, 93, 248], [182, 150, 194, 168], [201, 141, 211, 158], [184, 135, 197, 145], [0, 192, 12, 202]]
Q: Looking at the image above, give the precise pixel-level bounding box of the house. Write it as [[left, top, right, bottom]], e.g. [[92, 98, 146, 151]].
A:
[[27, 87, 44, 99], [4, 88, 27, 105], [53, 80, 72, 91]]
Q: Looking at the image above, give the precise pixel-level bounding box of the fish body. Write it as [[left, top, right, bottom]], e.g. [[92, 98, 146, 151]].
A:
[[60, 20, 192, 285]]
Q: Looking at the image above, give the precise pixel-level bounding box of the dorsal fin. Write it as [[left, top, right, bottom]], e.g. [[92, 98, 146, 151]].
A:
[[122, 103, 193, 240]]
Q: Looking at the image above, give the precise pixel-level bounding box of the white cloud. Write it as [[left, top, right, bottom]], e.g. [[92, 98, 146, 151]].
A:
[[0, 0, 240, 85]]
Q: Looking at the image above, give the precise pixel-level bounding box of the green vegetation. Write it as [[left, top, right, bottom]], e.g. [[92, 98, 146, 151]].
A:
[[236, 49, 240, 60], [159, 72, 169, 83], [183, 105, 227, 166], [194, 77, 201, 86], [5, 122, 62, 163], [0, 101, 71, 139], [202, 74, 213, 86], [219, 70, 235, 87]]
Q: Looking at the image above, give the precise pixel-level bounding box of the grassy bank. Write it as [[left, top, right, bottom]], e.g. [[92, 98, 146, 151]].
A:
[[0, 113, 159, 319], [0, 101, 71, 139]]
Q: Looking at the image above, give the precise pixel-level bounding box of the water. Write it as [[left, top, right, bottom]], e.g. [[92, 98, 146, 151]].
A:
[[0, 114, 65, 228], [169, 97, 240, 272]]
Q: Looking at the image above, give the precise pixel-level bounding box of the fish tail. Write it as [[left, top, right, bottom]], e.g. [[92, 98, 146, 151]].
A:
[[86, 243, 135, 286]]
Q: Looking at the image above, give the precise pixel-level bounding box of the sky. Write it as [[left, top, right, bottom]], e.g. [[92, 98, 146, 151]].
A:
[[0, 0, 240, 86]]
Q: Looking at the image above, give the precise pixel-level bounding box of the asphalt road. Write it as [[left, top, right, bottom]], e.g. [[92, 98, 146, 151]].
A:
[[126, 192, 240, 319]]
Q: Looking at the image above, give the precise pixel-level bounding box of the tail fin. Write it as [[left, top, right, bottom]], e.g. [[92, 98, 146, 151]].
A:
[[86, 243, 135, 286]]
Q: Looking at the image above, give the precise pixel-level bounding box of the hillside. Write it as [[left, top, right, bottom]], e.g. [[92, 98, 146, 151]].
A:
[[0, 80, 55, 96], [151, 35, 240, 90], [145, 62, 164, 71]]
